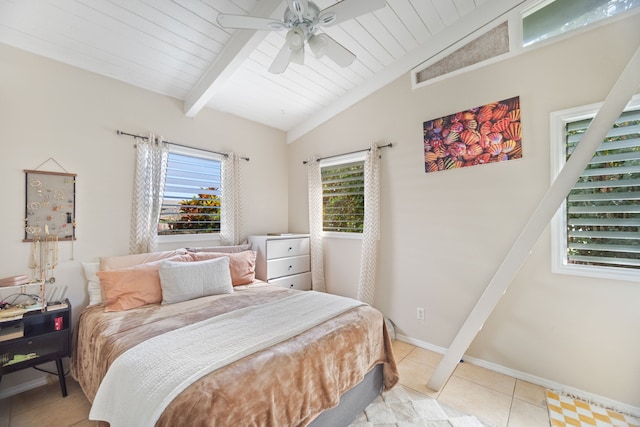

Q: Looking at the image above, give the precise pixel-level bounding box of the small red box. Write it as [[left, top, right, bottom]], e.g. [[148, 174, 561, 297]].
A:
[[54, 317, 63, 331]]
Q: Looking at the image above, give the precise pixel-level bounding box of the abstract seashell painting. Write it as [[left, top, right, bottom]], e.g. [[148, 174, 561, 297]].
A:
[[423, 96, 522, 173]]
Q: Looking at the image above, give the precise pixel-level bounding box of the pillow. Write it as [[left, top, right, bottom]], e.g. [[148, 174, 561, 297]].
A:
[[99, 249, 188, 271], [81, 262, 102, 306], [185, 243, 252, 254], [159, 257, 233, 305], [97, 255, 191, 312], [189, 250, 256, 286]]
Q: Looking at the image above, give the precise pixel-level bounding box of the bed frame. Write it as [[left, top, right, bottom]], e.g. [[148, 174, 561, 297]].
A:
[[309, 364, 383, 426]]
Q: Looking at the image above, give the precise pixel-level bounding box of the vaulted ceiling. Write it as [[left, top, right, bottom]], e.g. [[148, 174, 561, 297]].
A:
[[0, 0, 526, 141]]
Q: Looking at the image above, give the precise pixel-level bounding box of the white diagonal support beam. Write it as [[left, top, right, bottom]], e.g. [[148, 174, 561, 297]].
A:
[[184, 0, 284, 118], [427, 44, 640, 391]]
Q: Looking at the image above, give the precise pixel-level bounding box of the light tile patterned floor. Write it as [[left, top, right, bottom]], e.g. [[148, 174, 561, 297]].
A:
[[547, 390, 640, 427]]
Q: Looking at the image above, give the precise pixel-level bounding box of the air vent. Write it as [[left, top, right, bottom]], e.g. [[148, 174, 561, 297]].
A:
[[414, 22, 510, 86]]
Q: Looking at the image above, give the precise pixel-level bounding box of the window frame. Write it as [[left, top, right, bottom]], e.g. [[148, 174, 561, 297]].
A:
[[157, 145, 224, 244], [320, 152, 366, 238], [550, 95, 640, 282]]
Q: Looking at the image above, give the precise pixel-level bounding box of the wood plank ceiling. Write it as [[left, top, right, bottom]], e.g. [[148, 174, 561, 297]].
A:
[[0, 0, 525, 141]]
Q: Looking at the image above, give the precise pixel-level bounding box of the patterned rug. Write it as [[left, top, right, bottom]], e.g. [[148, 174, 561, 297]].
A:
[[349, 385, 491, 427], [547, 390, 640, 427]]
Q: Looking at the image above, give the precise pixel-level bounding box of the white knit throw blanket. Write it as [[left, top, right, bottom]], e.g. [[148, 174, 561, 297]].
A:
[[89, 291, 364, 427]]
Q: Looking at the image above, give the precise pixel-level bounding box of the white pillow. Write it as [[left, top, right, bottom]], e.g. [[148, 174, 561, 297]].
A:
[[159, 257, 233, 304], [81, 262, 102, 306]]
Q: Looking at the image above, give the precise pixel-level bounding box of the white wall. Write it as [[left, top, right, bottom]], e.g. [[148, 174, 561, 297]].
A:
[[287, 13, 640, 408], [0, 44, 288, 394]]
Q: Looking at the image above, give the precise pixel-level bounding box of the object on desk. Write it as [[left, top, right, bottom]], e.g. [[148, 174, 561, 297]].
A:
[[0, 307, 27, 321], [0, 275, 30, 287], [2, 353, 37, 367], [0, 322, 24, 342], [47, 301, 69, 311]]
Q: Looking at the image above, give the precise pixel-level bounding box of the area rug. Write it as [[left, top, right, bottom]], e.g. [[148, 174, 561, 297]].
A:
[[547, 390, 640, 427], [349, 385, 491, 427]]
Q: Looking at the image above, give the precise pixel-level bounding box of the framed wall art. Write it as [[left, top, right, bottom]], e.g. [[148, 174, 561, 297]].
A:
[[423, 96, 522, 173], [24, 170, 76, 241]]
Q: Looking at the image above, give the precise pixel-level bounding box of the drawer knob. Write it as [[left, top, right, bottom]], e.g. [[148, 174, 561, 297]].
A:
[[288, 247, 292, 251], [288, 265, 293, 270]]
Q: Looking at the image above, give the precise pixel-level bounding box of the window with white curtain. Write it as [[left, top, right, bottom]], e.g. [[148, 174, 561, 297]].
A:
[[159, 146, 223, 236], [550, 97, 640, 281], [321, 154, 365, 234]]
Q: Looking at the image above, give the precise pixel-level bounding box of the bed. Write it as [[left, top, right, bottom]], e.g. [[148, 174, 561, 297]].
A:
[[72, 248, 398, 426]]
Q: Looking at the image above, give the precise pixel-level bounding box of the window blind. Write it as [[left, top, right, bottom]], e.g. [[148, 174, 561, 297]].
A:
[[321, 161, 365, 233], [159, 152, 222, 235], [565, 108, 640, 269]]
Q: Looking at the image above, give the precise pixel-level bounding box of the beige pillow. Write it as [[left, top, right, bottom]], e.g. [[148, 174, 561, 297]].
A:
[[159, 257, 233, 305], [97, 255, 191, 312], [81, 262, 102, 306], [189, 250, 256, 286], [99, 249, 187, 271]]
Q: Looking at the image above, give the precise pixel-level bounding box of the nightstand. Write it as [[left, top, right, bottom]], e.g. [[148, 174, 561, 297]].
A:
[[248, 234, 311, 290], [0, 299, 72, 397]]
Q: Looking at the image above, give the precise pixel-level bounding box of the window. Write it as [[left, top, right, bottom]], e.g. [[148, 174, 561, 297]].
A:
[[551, 98, 640, 281], [159, 147, 223, 236], [321, 157, 365, 234], [523, 0, 640, 47]]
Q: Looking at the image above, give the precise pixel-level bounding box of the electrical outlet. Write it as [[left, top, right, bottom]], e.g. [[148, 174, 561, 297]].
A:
[[416, 307, 424, 320]]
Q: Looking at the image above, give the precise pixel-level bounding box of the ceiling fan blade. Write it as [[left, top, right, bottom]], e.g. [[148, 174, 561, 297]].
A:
[[217, 13, 286, 30], [286, 0, 308, 20], [324, 35, 355, 67], [269, 44, 292, 74], [319, 0, 386, 27]]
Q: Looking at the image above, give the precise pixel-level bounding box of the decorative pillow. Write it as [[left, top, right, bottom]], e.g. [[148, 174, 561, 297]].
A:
[[189, 250, 256, 286], [97, 255, 191, 312], [185, 243, 252, 254], [99, 249, 188, 271], [159, 257, 233, 305], [81, 262, 102, 306]]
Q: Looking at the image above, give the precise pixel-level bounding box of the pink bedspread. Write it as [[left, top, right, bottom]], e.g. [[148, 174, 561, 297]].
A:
[[71, 285, 398, 426]]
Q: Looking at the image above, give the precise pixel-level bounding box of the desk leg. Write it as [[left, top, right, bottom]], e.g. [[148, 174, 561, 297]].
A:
[[55, 358, 67, 397]]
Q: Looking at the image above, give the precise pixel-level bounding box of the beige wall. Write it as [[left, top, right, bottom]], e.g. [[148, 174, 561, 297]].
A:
[[0, 44, 288, 394], [287, 13, 640, 408]]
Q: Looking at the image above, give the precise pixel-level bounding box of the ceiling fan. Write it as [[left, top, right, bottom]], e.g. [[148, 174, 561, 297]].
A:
[[217, 0, 387, 74]]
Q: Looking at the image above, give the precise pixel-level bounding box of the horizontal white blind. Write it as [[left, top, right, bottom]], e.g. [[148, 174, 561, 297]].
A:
[[322, 161, 365, 233], [159, 151, 222, 235], [565, 108, 640, 269]]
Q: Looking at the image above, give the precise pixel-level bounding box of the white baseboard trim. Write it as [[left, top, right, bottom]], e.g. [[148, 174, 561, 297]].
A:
[[395, 334, 640, 418], [0, 377, 49, 400]]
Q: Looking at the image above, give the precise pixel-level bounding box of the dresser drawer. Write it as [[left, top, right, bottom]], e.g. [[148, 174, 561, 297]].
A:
[[269, 272, 311, 291], [266, 238, 309, 259], [266, 255, 310, 279]]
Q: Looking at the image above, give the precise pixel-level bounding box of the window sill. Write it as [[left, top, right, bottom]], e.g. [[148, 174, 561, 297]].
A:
[[322, 232, 363, 240]]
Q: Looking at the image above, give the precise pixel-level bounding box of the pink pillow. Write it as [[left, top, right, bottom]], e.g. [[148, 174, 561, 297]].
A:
[[97, 255, 191, 312], [189, 250, 256, 286], [99, 249, 187, 271]]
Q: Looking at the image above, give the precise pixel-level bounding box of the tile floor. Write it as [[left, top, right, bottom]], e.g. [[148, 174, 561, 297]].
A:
[[0, 340, 550, 427]]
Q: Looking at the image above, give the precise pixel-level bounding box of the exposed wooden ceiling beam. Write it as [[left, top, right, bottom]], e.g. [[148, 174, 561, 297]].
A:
[[184, 0, 284, 118]]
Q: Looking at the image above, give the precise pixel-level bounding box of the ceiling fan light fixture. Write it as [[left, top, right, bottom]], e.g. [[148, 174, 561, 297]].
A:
[[319, 12, 336, 25], [309, 34, 329, 58], [286, 27, 305, 50]]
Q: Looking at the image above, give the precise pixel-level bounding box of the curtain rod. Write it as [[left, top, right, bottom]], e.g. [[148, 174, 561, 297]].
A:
[[302, 143, 393, 164], [116, 130, 250, 161]]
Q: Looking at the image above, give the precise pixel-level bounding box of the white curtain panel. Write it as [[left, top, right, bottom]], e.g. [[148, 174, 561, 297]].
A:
[[130, 135, 169, 254], [357, 143, 381, 306], [220, 152, 243, 245], [307, 157, 326, 292]]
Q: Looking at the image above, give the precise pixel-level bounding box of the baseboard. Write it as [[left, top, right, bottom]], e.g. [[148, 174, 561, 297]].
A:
[[395, 334, 640, 418], [0, 376, 49, 400]]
